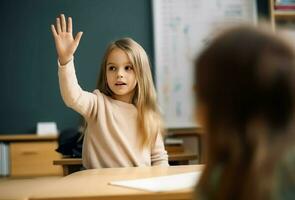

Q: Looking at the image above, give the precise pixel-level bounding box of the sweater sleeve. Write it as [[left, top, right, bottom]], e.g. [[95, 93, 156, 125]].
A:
[[151, 133, 169, 166], [58, 58, 98, 119]]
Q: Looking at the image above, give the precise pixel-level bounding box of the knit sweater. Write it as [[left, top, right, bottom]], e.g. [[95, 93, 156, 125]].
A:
[[58, 59, 169, 168]]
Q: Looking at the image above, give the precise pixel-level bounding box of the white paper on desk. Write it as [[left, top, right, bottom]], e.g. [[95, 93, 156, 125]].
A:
[[109, 171, 201, 192]]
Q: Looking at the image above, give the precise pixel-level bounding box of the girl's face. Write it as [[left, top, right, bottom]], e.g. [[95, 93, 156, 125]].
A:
[[106, 48, 137, 103]]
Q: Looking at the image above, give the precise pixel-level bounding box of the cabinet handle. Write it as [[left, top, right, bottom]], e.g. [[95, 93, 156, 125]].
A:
[[21, 151, 38, 155]]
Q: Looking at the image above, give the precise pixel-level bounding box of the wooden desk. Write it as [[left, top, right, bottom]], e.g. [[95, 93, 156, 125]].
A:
[[54, 152, 199, 176], [53, 158, 84, 176], [30, 165, 203, 200], [0, 134, 62, 177]]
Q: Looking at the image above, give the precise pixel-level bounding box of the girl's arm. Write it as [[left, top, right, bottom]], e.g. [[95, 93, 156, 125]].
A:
[[58, 59, 98, 119], [51, 14, 98, 118], [151, 133, 169, 166]]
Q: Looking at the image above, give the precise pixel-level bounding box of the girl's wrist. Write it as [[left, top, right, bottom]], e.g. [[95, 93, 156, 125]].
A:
[[59, 56, 73, 65]]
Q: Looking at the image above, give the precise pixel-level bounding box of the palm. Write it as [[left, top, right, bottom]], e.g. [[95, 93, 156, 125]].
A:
[[51, 14, 83, 65], [55, 32, 76, 59]]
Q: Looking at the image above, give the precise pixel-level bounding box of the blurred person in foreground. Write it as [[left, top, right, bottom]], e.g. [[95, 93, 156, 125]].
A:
[[194, 25, 295, 200]]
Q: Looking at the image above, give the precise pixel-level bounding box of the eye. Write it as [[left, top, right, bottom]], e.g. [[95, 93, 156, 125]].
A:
[[108, 66, 116, 71], [125, 65, 133, 71]]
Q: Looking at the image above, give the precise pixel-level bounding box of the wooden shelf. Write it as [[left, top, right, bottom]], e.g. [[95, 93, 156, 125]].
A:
[[165, 127, 204, 163], [274, 10, 295, 16], [53, 158, 82, 165], [269, 0, 295, 31], [167, 127, 203, 134], [168, 153, 198, 161]]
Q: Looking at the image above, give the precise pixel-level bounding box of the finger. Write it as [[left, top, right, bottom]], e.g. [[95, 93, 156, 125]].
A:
[[51, 24, 58, 38], [68, 17, 72, 33], [61, 14, 66, 32], [74, 32, 83, 45], [56, 17, 61, 34]]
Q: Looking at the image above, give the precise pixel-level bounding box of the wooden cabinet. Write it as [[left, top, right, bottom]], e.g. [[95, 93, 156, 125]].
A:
[[269, 0, 295, 31], [0, 134, 63, 177], [165, 127, 204, 165]]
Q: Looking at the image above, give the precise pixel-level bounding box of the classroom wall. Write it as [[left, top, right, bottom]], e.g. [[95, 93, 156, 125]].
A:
[[0, 0, 154, 134], [0, 0, 268, 135]]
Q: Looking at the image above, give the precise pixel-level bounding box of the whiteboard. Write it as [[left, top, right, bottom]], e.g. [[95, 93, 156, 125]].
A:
[[152, 0, 257, 128]]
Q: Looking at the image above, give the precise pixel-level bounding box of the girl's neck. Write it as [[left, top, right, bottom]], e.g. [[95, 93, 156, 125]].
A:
[[112, 93, 133, 104]]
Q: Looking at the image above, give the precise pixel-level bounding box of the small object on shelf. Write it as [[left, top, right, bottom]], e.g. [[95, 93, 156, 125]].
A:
[[37, 122, 58, 136], [165, 145, 185, 154], [275, 4, 295, 10], [165, 138, 184, 154], [275, 0, 295, 10], [0, 142, 9, 176], [275, 0, 295, 4], [165, 138, 184, 145]]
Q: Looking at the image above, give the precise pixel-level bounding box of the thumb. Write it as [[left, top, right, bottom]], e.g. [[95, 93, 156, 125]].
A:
[[74, 32, 83, 46]]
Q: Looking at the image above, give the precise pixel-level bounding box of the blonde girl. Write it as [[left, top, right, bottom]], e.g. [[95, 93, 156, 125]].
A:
[[51, 14, 168, 168]]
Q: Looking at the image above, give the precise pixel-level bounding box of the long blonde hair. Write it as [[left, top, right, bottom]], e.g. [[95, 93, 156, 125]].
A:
[[97, 38, 164, 148]]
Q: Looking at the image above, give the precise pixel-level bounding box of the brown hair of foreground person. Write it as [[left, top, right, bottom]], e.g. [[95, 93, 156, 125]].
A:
[[194, 25, 295, 200]]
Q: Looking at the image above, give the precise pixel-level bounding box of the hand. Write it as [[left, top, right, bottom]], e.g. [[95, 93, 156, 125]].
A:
[[51, 14, 83, 65]]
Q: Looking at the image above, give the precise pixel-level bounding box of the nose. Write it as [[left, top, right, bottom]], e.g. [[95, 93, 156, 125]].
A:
[[117, 68, 124, 78]]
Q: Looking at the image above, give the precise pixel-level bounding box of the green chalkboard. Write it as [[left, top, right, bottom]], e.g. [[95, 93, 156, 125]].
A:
[[0, 0, 154, 134]]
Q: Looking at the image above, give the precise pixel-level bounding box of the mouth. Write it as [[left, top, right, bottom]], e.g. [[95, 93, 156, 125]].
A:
[[115, 81, 127, 86]]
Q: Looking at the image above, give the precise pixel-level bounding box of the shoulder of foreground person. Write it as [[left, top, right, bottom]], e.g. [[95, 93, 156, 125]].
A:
[[274, 147, 295, 200]]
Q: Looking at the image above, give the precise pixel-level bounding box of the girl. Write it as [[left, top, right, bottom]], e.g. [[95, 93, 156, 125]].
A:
[[51, 14, 168, 168], [194, 25, 295, 199]]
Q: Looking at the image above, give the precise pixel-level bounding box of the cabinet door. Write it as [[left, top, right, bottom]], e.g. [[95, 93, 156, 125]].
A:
[[10, 141, 62, 176]]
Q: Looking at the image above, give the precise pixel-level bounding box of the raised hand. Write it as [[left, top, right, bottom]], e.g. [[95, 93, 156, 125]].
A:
[[51, 14, 83, 65]]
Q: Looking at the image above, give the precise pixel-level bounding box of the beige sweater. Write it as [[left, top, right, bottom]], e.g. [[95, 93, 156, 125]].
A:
[[58, 59, 169, 168]]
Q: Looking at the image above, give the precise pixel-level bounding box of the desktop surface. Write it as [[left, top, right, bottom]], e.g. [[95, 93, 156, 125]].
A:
[[26, 164, 203, 200]]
